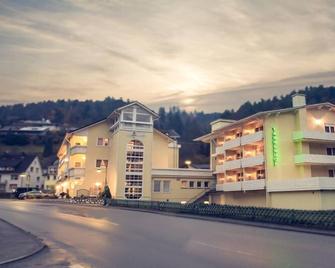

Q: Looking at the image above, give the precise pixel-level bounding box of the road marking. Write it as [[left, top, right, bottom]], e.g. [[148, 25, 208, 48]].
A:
[[191, 240, 255, 257]]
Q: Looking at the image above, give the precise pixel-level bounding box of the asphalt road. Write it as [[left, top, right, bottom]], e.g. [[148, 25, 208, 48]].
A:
[[0, 200, 335, 268]]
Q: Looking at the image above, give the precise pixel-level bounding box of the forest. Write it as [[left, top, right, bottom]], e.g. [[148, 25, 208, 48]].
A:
[[0, 85, 334, 166]]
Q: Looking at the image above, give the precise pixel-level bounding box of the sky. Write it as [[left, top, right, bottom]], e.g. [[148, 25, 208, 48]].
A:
[[0, 0, 335, 112]]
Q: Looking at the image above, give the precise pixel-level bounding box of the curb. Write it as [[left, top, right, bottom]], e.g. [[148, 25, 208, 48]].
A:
[[0, 219, 46, 266]]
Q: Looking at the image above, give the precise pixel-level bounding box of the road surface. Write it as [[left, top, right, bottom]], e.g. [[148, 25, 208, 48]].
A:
[[0, 200, 334, 268]]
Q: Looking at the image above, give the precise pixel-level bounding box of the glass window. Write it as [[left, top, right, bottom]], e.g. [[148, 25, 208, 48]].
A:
[[97, 138, 109, 146], [181, 180, 187, 188], [154, 181, 160, 192], [30, 167, 34, 172], [123, 112, 133, 121], [204, 181, 209, 188], [189, 181, 194, 188], [11, 175, 18, 180], [75, 162, 81, 168], [197, 181, 202, 188], [329, 169, 335, 177], [325, 124, 335, 133], [163, 181, 170, 193], [96, 159, 108, 168], [136, 113, 151, 123]]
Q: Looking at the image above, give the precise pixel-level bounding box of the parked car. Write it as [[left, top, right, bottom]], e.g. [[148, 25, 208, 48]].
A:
[[14, 187, 37, 199], [18, 190, 45, 200]]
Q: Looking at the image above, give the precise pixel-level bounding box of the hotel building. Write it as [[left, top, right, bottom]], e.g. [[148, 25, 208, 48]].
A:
[[196, 94, 335, 210], [56, 102, 214, 202]]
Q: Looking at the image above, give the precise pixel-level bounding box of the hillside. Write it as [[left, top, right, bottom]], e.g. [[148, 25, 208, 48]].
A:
[[0, 85, 334, 166]]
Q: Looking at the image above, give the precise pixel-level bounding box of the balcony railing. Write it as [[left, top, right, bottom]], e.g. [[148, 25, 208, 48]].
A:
[[241, 131, 263, 145], [241, 154, 265, 168], [216, 179, 265, 192], [215, 131, 264, 154], [70, 145, 87, 155], [267, 177, 335, 192], [68, 168, 85, 177], [293, 131, 335, 143], [294, 154, 335, 165], [215, 159, 241, 173]]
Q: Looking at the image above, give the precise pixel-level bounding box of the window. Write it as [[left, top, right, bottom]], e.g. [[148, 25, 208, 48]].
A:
[[329, 169, 335, 177], [326, 148, 335, 156], [96, 159, 108, 168], [235, 132, 242, 138], [9, 184, 17, 190], [153, 181, 161, 192], [163, 181, 170, 193], [136, 113, 151, 123], [204, 181, 209, 188], [36, 168, 39, 173], [189, 181, 194, 188], [255, 126, 264, 132], [37, 177, 40, 181], [75, 162, 81, 168], [11, 175, 18, 180], [30, 167, 34, 172], [257, 169, 266, 179], [181, 180, 187, 188], [237, 172, 244, 181], [325, 124, 335, 133], [123, 111, 133, 121], [97, 137, 109, 146], [125, 140, 144, 199], [196, 181, 202, 188]]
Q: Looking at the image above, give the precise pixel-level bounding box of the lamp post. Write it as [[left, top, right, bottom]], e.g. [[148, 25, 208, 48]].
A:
[[185, 160, 192, 169]]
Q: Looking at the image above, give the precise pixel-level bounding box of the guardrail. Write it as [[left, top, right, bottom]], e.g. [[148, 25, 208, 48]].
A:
[[40, 198, 335, 230], [110, 199, 335, 230]]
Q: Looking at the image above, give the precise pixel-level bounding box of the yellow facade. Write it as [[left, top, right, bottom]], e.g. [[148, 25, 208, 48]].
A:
[[197, 94, 335, 210], [56, 102, 214, 202]]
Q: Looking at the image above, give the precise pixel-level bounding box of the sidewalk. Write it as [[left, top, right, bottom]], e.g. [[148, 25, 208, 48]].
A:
[[0, 219, 45, 265]]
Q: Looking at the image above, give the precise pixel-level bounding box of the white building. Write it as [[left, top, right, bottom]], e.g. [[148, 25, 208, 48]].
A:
[[0, 154, 44, 192]]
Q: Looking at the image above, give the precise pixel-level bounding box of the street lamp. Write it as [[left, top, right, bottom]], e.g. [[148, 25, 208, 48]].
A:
[[185, 160, 192, 169], [97, 160, 108, 186]]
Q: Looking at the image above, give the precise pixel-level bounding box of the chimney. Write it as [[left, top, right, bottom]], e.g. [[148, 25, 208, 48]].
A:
[[292, 93, 306, 108]]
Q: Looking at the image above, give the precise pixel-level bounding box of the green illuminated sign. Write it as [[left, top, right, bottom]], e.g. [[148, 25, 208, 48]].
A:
[[271, 127, 279, 166]]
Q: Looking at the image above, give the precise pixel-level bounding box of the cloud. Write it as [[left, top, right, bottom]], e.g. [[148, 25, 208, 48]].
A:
[[0, 0, 334, 111]]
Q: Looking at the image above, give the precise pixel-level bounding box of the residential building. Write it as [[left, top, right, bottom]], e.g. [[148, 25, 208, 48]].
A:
[[196, 94, 335, 210], [0, 154, 44, 192], [56, 102, 214, 202], [43, 160, 58, 191]]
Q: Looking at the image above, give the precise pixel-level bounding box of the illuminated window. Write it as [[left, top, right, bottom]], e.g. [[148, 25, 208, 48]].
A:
[[97, 137, 109, 146], [125, 140, 144, 199], [181, 180, 187, 188], [96, 159, 108, 168], [75, 162, 81, 168]]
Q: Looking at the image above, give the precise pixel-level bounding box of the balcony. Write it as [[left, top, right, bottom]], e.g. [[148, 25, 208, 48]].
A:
[[215, 159, 241, 173], [216, 179, 266, 192], [294, 154, 335, 165], [70, 146, 87, 155], [242, 154, 265, 168], [241, 131, 263, 145], [216, 181, 242, 191], [293, 131, 335, 143], [215, 146, 225, 155], [222, 138, 241, 150], [68, 168, 85, 177], [242, 179, 265, 191], [267, 177, 335, 192]]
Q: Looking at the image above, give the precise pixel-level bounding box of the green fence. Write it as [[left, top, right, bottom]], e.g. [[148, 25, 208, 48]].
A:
[[111, 199, 335, 230]]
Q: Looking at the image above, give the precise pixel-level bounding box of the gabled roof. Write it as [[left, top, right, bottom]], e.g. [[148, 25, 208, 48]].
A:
[[0, 154, 37, 174], [107, 101, 159, 120], [195, 102, 335, 142]]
